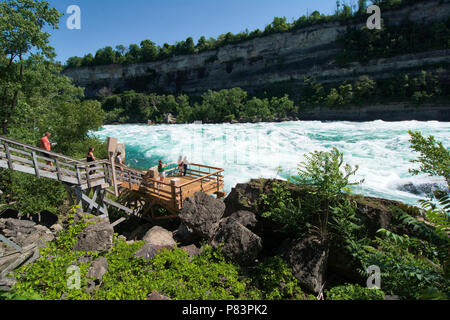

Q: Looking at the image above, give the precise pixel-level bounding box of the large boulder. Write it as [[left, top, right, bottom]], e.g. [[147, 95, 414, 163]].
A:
[[73, 221, 114, 253], [87, 257, 109, 284], [179, 193, 226, 239], [142, 226, 176, 248], [285, 235, 329, 294], [211, 219, 262, 266]]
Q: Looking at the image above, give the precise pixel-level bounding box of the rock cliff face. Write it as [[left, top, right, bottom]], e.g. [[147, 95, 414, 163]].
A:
[[63, 1, 450, 99]]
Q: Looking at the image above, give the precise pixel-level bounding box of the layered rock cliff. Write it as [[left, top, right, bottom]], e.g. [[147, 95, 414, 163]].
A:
[[63, 0, 450, 101]]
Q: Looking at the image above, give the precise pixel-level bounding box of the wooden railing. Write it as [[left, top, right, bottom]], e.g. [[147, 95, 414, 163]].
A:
[[138, 162, 224, 211], [0, 136, 146, 191]]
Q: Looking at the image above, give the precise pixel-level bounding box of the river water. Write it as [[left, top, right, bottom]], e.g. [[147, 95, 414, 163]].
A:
[[93, 120, 450, 205]]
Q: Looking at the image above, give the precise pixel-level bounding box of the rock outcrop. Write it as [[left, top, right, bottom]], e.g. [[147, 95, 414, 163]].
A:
[[73, 221, 114, 253], [179, 192, 226, 239], [285, 236, 329, 294], [63, 0, 450, 120], [211, 218, 263, 266]]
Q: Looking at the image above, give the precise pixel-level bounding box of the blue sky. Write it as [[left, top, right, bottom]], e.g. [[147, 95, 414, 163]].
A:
[[45, 0, 341, 64]]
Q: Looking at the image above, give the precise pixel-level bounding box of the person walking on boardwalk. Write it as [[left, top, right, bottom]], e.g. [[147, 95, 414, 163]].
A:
[[40, 131, 53, 168], [86, 147, 97, 175]]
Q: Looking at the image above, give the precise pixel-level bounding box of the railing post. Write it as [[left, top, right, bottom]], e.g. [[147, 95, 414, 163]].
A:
[[4, 143, 13, 169], [31, 151, 40, 179], [85, 166, 91, 188], [55, 159, 62, 181], [76, 165, 82, 185], [171, 180, 177, 209]]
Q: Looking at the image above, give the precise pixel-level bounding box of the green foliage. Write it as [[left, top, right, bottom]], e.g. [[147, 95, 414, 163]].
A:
[[0, 170, 66, 214], [408, 131, 450, 187], [357, 229, 449, 299], [418, 194, 450, 241], [337, 19, 450, 65], [250, 256, 305, 300], [10, 210, 291, 300], [326, 284, 385, 300], [260, 182, 308, 236], [11, 208, 96, 300], [0, 0, 62, 135], [292, 147, 362, 202]]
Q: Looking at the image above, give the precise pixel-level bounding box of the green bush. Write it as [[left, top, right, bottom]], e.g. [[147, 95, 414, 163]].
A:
[[326, 284, 385, 300], [8, 210, 266, 300], [250, 256, 305, 300]]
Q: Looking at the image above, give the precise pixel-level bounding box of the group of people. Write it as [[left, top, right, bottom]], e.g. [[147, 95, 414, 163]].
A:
[[157, 156, 190, 183], [40, 132, 187, 183]]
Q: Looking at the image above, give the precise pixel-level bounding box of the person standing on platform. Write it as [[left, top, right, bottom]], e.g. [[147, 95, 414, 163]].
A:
[[183, 156, 189, 176]]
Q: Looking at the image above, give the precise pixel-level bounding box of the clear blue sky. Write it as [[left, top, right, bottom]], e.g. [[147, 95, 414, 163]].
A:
[[46, 0, 341, 64]]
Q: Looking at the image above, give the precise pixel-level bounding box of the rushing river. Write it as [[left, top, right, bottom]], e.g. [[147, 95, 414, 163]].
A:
[[93, 120, 450, 205]]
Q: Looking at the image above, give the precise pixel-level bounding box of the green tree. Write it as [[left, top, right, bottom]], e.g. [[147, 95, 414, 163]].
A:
[[291, 148, 362, 240], [0, 0, 61, 134], [94, 46, 116, 65], [140, 40, 158, 62], [408, 131, 450, 187]]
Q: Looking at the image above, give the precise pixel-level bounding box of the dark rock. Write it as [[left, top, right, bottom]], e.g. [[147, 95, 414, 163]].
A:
[[73, 221, 114, 253], [223, 211, 261, 234], [181, 244, 202, 257], [134, 244, 172, 260], [211, 219, 262, 266], [173, 223, 201, 246], [29, 211, 58, 228], [179, 192, 226, 239], [0, 209, 19, 219], [143, 226, 176, 247], [327, 243, 364, 283], [87, 257, 108, 284], [146, 290, 171, 300], [223, 182, 262, 217], [354, 197, 398, 238], [396, 180, 448, 196], [285, 235, 329, 294]]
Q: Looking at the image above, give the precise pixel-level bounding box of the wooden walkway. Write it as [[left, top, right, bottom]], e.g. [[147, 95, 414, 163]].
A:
[[0, 135, 225, 222]]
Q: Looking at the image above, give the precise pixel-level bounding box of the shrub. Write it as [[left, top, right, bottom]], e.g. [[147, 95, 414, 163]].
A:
[[326, 284, 385, 300], [250, 256, 305, 300]]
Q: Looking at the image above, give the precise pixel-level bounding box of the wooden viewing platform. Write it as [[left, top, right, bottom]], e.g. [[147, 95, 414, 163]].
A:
[[0, 135, 226, 224], [120, 162, 225, 219]]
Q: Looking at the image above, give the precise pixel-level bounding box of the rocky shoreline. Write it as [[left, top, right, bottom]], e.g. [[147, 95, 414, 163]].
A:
[[1, 178, 428, 298]]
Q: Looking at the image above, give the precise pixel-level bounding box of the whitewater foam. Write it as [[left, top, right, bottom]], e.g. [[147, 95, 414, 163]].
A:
[[93, 120, 450, 205]]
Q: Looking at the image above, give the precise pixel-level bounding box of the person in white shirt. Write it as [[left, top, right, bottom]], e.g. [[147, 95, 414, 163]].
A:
[[183, 156, 189, 176]]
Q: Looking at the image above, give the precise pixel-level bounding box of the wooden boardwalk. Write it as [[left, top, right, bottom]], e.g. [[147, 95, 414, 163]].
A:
[[0, 135, 225, 222]]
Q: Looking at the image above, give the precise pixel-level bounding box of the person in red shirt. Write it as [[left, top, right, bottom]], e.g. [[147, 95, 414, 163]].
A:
[[40, 131, 53, 168]]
